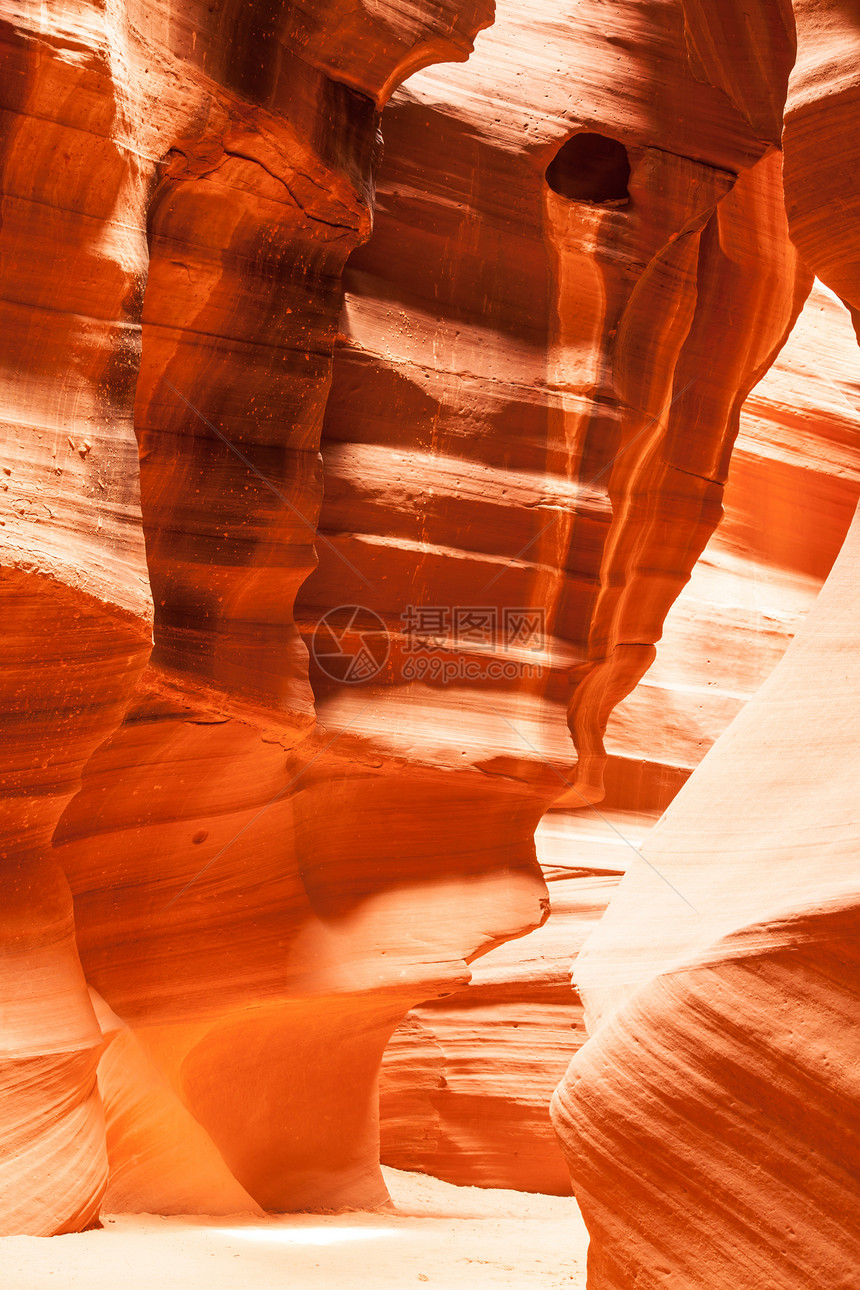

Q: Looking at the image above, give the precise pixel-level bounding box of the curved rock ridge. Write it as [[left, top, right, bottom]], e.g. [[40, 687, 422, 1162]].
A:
[[1, 0, 154, 1233], [380, 822, 626, 1196], [555, 899, 860, 1290], [300, 0, 848, 1196], [783, 0, 860, 326], [2, 0, 859, 1248], [301, 0, 810, 819], [553, 3, 860, 1283], [1, 0, 498, 1231], [91, 988, 262, 1216], [554, 505, 860, 1287], [379, 277, 860, 1193]]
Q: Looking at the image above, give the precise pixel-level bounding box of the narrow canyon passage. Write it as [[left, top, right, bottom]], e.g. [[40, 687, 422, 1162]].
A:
[[0, 0, 858, 1286]]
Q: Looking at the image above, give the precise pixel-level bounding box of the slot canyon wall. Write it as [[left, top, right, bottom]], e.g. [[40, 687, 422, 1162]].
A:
[[379, 277, 860, 1193], [550, 2, 860, 1287], [0, 2, 857, 1286], [1, 0, 520, 1232]]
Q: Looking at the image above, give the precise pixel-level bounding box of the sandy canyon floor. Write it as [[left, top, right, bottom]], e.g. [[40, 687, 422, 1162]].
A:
[[0, 1169, 589, 1289]]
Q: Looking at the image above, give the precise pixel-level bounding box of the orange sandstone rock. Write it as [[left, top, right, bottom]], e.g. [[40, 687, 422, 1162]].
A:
[[2, 0, 858, 1252], [1, 0, 499, 1230], [554, 501, 860, 1289], [380, 279, 860, 1194], [552, 4, 860, 1284]]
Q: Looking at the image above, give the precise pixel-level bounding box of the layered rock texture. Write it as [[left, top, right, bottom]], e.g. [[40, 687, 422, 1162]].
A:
[[1, 0, 858, 1281], [1, 0, 508, 1231], [379, 278, 860, 1192], [550, 3, 860, 1286]]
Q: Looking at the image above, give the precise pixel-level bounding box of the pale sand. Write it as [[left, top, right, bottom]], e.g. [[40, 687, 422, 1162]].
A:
[[0, 1168, 589, 1289]]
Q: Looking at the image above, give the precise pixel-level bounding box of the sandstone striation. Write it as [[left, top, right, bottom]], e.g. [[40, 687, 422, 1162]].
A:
[[326, 0, 856, 1196], [380, 278, 860, 1192], [554, 503, 860, 1288], [552, 3, 860, 1285], [0, 0, 858, 1266], [1, 0, 502, 1230]]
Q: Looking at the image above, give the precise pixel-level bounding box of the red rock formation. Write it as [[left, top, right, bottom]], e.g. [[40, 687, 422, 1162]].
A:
[[784, 0, 860, 325], [322, 0, 847, 1196], [37, 0, 808, 1225], [1, 0, 500, 1232], [552, 4, 860, 1285], [3, 0, 858, 1254], [555, 503, 860, 1289], [91, 988, 262, 1216], [0, 0, 155, 1233], [380, 279, 860, 1193], [684, 0, 860, 325], [380, 832, 622, 1195]]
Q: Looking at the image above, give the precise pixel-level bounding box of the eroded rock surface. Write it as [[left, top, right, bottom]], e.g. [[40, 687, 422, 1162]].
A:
[[552, 4, 860, 1285], [555, 503, 860, 1288], [380, 279, 860, 1192], [1, 0, 502, 1230], [1, 0, 858, 1256]]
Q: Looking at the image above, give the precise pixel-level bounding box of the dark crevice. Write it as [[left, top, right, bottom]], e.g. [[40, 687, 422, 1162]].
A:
[[667, 461, 723, 486], [545, 132, 630, 205]]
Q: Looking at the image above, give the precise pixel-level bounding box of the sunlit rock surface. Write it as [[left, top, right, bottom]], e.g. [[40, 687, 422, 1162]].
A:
[[1, 0, 505, 1230], [555, 501, 860, 1289], [552, 3, 860, 1285], [380, 279, 860, 1192], [1, 0, 858, 1256]]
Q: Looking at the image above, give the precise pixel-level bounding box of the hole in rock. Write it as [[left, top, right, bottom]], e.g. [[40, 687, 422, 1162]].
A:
[[545, 132, 630, 205]]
